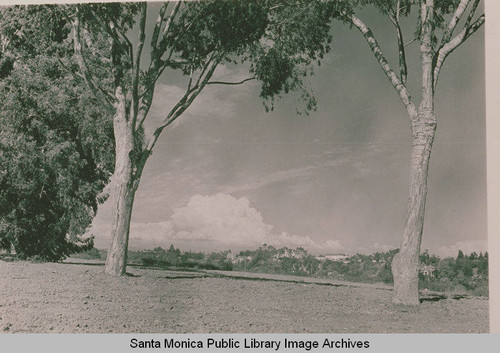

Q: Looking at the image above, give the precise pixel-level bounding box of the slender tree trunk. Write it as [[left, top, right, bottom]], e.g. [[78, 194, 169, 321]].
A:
[[391, 111, 436, 305], [104, 86, 137, 276], [390, 0, 437, 305]]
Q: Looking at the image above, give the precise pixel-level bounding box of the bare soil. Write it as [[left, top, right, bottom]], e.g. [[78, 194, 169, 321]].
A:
[[0, 260, 488, 333]]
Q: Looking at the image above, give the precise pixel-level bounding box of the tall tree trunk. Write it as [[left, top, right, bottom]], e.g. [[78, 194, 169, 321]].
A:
[[390, 0, 436, 305], [391, 112, 436, 305], [104, 86, 136, 276]]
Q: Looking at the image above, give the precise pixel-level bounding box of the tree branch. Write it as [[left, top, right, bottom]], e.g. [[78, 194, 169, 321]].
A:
[[433, 14, 484, 89], [135, 95, 152, 132], [131, 2, 147, 128], [388, 8, 408, 85], [57, 57, 88, 87], [186, 50, 218, 95], [72, 6, 114, 106], [404, 38, 417, 48], [463, 0, 481, 31], [350, 14, 417, 119], [168, 58, 220, 127], [207, 77, 255, 86], [419, 0, 434, 111], [151, 2, 169, 50], [186, 67, 194, 92], [89, 7, 132, 62], [135, 2, 182, 133], [1, 33, 11, 54], [135, 60, 173, 132], [156, 1, 182, 57], [439, 0, 472, 47], [118, 28, 134, 65], [135, 60, 174, 132], [165, 60, 192, 66], [142, 57, 220, 161]]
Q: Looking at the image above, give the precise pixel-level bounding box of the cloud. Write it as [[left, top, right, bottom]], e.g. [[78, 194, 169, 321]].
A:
[[324, 240, 343, 252], [126, 193, 344, 253], [435, 240, 488, 258], [355, 242, 396, 255], [129, 221, 175, 247], [219, 148, 355, 195], [222, 165, 318, 194]]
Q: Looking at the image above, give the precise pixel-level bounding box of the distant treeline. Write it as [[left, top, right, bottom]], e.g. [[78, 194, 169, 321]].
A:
[[74, 244, 488, 296]]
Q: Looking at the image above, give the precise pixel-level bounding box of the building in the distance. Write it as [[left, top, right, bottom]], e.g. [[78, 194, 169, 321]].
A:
[[420, 265, 436, 278], [315, 254, 349, 262]]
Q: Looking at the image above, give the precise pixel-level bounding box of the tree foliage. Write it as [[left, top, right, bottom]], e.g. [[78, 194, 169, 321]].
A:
[[0, 6, 114, 261], [248, 0, 344, 112]]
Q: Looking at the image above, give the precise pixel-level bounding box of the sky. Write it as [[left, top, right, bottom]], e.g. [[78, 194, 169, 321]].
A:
[[89, 2, 486, 258]]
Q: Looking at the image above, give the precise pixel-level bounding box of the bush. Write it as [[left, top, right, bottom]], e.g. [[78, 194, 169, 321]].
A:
[[70, 248, 102, 260]]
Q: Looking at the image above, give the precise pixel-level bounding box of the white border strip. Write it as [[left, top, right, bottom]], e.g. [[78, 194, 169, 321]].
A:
[[1, 334, 499, 353], [486, 0, 499, 334]]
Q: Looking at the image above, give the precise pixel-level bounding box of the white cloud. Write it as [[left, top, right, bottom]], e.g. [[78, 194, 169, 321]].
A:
[[219, 151, 354, 195], [341, 242, 396, 256], [222, 165, 317, 194], [435, 240, 488, 258], [324, 240, 343, 252], [129, 221, 174, 247], [126, 193, 344, 253]]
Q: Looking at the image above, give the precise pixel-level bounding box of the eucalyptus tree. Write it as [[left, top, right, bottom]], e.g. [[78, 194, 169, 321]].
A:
[[70, 1, 341, 275], [339, 0, 484, 305], [0, 6, 114, 260]]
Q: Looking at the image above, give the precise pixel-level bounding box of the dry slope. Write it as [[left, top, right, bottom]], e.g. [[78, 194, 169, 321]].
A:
[[0, 260, 488, 333]]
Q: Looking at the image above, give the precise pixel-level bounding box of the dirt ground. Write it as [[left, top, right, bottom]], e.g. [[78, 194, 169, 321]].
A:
[[0, 260, 489, 333]]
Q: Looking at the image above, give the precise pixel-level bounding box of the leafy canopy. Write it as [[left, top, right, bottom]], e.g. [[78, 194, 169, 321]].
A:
[[76, 0, 347, 115], [0, 6, 114, 261]]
